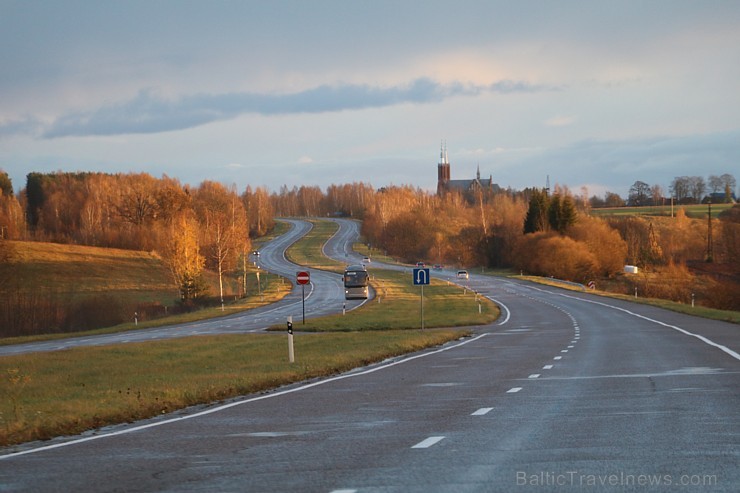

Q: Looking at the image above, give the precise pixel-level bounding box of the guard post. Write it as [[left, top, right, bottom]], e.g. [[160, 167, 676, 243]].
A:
[[287, 316, 294, 363]]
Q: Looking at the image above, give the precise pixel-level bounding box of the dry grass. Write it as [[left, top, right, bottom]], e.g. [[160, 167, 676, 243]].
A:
[[7, 240, 176, 304]]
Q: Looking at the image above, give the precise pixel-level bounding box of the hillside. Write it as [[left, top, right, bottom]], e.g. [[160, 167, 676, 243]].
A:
[[1, 241, 181, 337], [5, 241, 177, 304]]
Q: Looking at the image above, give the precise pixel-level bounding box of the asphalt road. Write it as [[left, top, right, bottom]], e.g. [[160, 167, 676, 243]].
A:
[[0, 219, 366, 356], [1, 219, 738, 491]]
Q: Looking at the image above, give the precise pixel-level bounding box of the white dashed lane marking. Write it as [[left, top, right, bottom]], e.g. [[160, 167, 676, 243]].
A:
[[412, 436, 445, 449]]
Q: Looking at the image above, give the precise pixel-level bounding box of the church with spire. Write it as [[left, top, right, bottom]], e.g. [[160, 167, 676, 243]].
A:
[[436, 141, 499, 196]]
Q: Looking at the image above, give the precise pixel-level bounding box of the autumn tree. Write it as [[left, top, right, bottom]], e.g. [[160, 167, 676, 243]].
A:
[[0, 171, 12, 197], [163, 211, 206, 300], [604, 191, 625, 208], [485, 193, 527, 267], [193, 181, 248, 309], [325, 182, 375, 217], [381, 210, 436, 263], [567, 216, 627, 276], [115, 173, 159, 226], [0, 171, 24, 240], [514, 232, 598, 281], [717, 205, 740, 269]]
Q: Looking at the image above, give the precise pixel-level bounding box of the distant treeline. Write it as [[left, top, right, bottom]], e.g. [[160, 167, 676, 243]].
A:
[[1, 171, 739, 319]]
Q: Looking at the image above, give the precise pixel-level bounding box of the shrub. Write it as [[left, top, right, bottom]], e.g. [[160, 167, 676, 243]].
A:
[[65, 295, 126, 331], [515, 232, 598, 282], [567, 216, 627, 277]]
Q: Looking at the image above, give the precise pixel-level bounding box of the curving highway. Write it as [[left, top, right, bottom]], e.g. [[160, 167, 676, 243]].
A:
[[0, 219, 362, 356], [1, 218, 738, 491]]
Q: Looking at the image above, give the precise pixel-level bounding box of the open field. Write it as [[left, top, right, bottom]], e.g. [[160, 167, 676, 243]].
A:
[[590, 203, 733, 219]]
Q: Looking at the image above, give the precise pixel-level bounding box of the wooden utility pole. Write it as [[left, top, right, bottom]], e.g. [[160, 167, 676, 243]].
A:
[[706, 200, 714, 263]]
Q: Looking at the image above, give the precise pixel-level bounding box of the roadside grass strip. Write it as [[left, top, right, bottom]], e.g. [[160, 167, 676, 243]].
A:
[[0, 330, 467, 447], [273, 269, 499, 332]]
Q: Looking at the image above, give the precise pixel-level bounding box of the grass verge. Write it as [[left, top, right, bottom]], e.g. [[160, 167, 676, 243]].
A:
[[284, 219, 344, 273], [0, 330, 467, 446], [516, 275, 740, 324], [276, 269, 499, 331]]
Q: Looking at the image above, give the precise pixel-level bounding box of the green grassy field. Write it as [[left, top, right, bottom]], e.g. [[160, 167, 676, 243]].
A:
[[590, 203, 733, 219]]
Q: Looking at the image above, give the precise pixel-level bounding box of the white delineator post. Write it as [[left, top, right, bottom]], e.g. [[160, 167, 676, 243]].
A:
[[287, 316, 295, 363]]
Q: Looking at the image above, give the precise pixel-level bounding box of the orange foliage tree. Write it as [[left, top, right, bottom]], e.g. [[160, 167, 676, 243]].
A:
[[514, 232, 598, 282]]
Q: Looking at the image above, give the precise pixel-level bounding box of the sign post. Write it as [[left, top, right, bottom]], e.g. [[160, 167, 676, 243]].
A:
[[413, 268, 430, 329], [296, 271, 310, 324]]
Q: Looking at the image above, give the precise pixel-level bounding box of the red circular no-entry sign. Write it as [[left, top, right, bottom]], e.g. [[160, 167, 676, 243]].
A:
[[296, 271, 310, 285]]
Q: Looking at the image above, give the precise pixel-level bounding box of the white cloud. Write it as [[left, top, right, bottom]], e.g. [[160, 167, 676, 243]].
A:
[[545, 116, 576, 127], [31, 78, 554, 138]]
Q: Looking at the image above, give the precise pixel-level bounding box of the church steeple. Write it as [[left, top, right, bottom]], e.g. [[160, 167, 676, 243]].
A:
[[437, 140, 451, 194]]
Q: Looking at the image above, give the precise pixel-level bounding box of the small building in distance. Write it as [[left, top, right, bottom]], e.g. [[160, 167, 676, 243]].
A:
[[704, 191, 737, 204], [436, 142, 500, 196]]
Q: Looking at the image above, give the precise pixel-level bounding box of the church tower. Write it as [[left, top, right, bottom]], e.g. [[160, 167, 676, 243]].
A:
[[437, 141, 450, 195]]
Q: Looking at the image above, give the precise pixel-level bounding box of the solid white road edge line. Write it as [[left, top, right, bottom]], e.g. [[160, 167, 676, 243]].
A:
[[486, 296, 510, 325], [0, 333, 489, 460], [540, 288, 740, 362]]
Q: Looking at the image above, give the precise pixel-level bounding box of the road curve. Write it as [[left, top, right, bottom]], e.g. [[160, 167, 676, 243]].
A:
[[2, 218, 738, 491], [0, 219, 362, 356]]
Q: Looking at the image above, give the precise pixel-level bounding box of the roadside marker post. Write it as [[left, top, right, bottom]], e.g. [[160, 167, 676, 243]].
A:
[[287, 316, 294, 363], [413, 268, 430, 330]]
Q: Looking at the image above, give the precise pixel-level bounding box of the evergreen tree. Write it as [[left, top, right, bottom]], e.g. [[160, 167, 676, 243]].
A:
[[549, 194, 577, 233], [523, 189, 549, 234]]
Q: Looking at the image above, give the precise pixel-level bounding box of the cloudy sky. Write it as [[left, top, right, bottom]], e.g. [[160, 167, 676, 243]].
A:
[[1, 0, 738, 197]]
